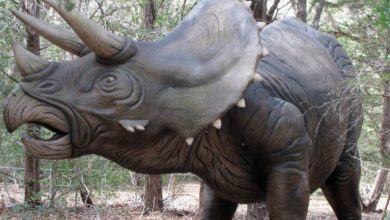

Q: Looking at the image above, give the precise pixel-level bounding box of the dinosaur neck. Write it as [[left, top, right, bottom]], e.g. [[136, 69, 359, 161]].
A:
[[98, 118, 262, 202], [98, 125, 237, 172], [126, 127, 243, 175], [99, 122, 255, 187], [99, 131, 191, 174]]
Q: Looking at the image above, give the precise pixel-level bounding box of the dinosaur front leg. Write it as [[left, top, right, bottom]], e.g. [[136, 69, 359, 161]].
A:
[[264, 132, 311, 219], [199, 184, 238, 220], [253, 97, 312, 219], [266, 161, 310, 219]]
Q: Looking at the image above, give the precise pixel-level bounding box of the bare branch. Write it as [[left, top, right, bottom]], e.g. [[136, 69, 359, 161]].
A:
[[296, 0, 307, 22], [180, 0, 188, 20], [266, 0, 281, 23], [312, 0, 325, 30]]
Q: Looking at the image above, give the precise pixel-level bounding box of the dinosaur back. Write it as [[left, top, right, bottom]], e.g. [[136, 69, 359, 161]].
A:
[[258, 17, 354, 109]]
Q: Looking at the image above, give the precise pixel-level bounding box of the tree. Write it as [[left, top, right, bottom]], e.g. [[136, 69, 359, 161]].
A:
[[251, 0, 268, 22], [362, 4, 390, 210], [312, 0, 325, 30], [142, 0, 164, 212], [363, 47, 389, 212], [294, 0, 307, 22], [144, 174, 163, 211], [22, 0, 41, 207], [247, 203, 269, 220], [363, 168, 388, 212], [195, 181, 206, 219], [250, 0, 282, 23], [144, 0, 156, 29]]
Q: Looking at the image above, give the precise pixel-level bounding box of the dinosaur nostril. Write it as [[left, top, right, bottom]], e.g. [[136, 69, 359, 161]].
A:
[[37, 80, 62, 93], [40, 82, 55, 89]]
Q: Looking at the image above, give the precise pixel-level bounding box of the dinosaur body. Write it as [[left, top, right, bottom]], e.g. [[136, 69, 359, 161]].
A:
[[4, 0, 362, 219]]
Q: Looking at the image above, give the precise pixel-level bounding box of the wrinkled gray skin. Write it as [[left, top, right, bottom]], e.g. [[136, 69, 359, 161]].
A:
[[4, 0, 362, 219]]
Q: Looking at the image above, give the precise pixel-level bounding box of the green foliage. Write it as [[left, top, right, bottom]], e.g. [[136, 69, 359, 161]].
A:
[[371, 0, 390, 30], [380, 73, 390, 81], [0, 2, 23, 94], [63, 0, 76, 12]]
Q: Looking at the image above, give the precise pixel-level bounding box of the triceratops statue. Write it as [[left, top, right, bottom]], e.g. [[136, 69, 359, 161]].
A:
[[4, 0, 362, 219]]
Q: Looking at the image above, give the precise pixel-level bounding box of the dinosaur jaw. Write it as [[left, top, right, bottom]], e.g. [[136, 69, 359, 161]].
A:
[[4, 89, 72, 159]]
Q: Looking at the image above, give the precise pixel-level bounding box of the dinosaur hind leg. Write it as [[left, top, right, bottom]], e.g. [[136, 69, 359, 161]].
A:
[[321, 150, 362, 220], [321, 110, 362, 220]]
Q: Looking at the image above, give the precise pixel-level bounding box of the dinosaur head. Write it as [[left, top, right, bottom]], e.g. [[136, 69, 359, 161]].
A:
[[3, 0, 264, 159]]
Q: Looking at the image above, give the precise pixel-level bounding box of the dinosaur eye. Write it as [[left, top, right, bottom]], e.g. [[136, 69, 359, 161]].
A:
[[102, 75, 117, 86], [97, 74, 120, 94], [95, 71, 141, 106]]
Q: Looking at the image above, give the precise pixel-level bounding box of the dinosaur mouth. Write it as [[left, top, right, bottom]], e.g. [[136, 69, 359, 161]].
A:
[[3, 89, 72, 159]]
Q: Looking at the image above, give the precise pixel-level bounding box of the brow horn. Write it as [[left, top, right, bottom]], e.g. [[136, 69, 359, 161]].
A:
[[11, 10, 90, 57], [42, 0, 136, 60], [12, 43, 50, 76]]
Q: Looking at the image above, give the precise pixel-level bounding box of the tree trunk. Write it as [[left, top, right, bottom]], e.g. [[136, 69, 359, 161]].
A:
[[144, 0, 156, 30], [23, 0, 40, 53], [131, 172, 142, 187], [363, 42, 390, 213], [22, 0, 41, 207], [79, 189, 94, 207], [144, 174, 163, 211], [266, 0, 281, 23], [142, 1, 163, 212], [74, 162, 94, 207], [363, 168, 388, 212], [24, 149, 41, 206], [312, 0, 325, 30], [251, 0, 267, 21], [296, 0, 307, 23], [195, 181, 207, 219], [380, 76, 390, 162], [381, 191, 390, 220], [168, 174, 177, 198], [247, 203, 269, 220], [180, 0, 188, 19]]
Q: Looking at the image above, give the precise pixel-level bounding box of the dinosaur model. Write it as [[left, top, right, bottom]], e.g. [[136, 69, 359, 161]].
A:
[[3, 0, 362, 219]]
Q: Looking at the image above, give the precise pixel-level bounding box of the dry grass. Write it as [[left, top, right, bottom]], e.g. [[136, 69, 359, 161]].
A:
[[0, 182, 387, 219]]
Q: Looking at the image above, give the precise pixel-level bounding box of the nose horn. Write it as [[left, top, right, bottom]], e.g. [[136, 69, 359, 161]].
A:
[[12, 43, 50, 77]]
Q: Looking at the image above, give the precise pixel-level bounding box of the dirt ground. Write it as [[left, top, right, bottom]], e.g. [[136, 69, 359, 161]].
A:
[[0, 182, 388, 219]]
